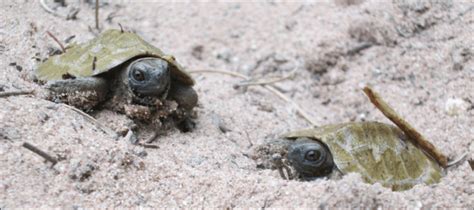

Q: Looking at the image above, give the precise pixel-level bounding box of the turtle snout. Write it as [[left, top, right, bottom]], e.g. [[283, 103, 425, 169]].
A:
[[149, 68, 171, 96], [154, 66, 170, 79], [133, 68, 170, 98]]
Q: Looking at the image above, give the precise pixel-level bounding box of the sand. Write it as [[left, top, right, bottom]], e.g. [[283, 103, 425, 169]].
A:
[[0, 0, 473, 208]]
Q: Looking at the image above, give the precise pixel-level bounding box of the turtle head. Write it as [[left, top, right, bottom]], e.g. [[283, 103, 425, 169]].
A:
[[127, 57, 171, 98], [288, 138, 334, 179]]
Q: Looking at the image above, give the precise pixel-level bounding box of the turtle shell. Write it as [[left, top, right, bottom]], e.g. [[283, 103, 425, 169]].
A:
[[283, 121, 443, 191], [37, 29, 194, 86]]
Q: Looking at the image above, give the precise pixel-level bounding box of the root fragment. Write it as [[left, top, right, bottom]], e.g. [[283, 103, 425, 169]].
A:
[[22, 142, 58, 166], [61, 104, 117, 138], [46, 31, 66, 53], [0, 90, 34, 98], [188, 69, 317, 127]]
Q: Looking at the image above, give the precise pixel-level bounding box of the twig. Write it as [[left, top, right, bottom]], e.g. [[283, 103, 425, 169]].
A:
[[188, 69, 246, 78], [347, 42, 373, 55], [0, 90, 34, 98], [22, 142, 58, 165], [145, 131, 159, 143], [188, 69, 318, 126], [92, 56, 97, 71], [261, 197, 269, 209], [46, 31, 66, 53], [118, 23, 124, 33], [363, 86, 448, 167], [64, 35, 76, 43], [244, 130, 253, 148], [40, 0, 65, 18], [60, 104, 117, 137], [235, 69, 297, 87], [137, 143, 159, 149], [266, 85, 318, 126], [95, 0, 100, 30], [446, 152, 468, 168]]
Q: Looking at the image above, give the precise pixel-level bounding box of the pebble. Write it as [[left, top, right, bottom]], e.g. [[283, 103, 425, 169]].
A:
[[214, 48, 232, 63], [444, 98, 469, 116]]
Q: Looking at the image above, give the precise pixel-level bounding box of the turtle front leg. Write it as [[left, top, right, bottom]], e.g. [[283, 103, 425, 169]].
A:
[[168, 83, 198, 111], [46, 77, 108, 111], [168, 83, 198, 132]]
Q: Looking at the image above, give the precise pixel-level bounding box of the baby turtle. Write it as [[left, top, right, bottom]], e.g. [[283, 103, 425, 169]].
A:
[[260, 87, 447, 191], [37, 29, 198, 136]]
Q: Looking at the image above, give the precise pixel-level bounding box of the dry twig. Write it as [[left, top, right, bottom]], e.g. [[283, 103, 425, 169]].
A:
[[235, 69, 297, 87], [188, 69, 317, 126], [243, 130, 253, 148], [95, 0, 100, 30], [347, 42, 373, 55], [445, 152, 468, 168], [22, 142, 58, 165], [363, 86, 448, 167], [46, 31, 66, 53], [92, 56, 97, 71], [0, 90, 34, 98], [137, 143, 159, 149], [118, 23, 124, 33], [145, 131, 159, 143], [60, 104, 117, 137]]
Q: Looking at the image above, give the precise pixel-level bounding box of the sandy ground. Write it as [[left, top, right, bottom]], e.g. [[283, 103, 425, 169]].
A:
[[1, 0, 473, 208]]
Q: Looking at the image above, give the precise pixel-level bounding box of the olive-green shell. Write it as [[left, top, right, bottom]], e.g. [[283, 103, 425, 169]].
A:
[[36, 29, 194, 86], [283, 122, 443, 191]]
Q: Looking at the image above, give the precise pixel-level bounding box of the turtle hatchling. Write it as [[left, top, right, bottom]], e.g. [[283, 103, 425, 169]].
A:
[[37, 29, 198, 136], [255, 87, 448, 191]]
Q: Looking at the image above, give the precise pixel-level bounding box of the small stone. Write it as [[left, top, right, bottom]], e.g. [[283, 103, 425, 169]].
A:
[[211, 113, 231, 133], [214, 48, 232, 63], [257, 102, 274, 113], [230, 31, 241, 38], [240, 63, 256, 75], [250, 42, 258, 51], [130, 146, 147, 157], [445, 98, 469, 116], [273, 53, 288, 64], [230, 56, 240, 64], [124, 130, 138, 144], [37, 112, 50, 123], [451, 47, 472, 71], [191, 45, 204, 60], [187, 156, 206, 167], [69, 161, 97, 182]]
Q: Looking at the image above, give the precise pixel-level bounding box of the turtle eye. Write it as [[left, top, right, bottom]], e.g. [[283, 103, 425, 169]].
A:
[[132, 69, 145, 81], [304, 150, 321, 162]]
